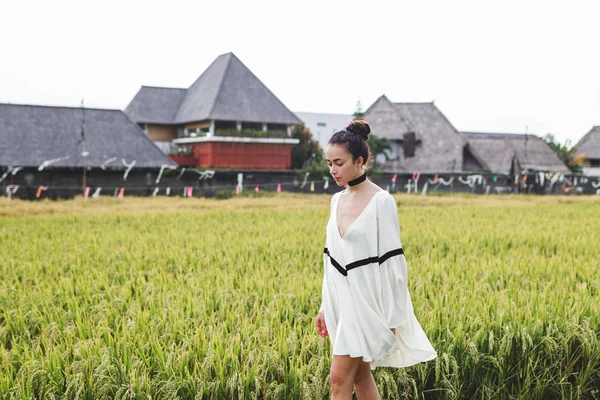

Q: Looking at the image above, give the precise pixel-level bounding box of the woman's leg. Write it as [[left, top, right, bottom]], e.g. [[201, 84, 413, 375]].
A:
[[353, 361, 381, 400], [330, 355, 362, 400]]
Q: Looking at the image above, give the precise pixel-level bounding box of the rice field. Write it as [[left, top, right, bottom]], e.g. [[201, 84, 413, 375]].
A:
[[0, 194, 599, 399]]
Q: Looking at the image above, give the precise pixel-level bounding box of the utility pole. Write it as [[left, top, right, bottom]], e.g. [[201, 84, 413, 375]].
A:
[[81, 99, 87, 199]]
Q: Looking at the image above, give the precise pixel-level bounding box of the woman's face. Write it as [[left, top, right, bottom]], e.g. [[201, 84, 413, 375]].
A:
[[326, 144, 363, 186]]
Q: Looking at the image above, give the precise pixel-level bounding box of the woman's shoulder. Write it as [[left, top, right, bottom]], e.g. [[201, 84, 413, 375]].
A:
[[374, 189, 396, 210]]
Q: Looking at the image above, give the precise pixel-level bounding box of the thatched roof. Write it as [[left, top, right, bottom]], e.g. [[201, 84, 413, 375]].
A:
[[573, 126, 600, 160], [0, 103, 176, 168], [124, 86, 186, 125], [464, 132, 570, 174], [364, 95, 474, 173], [125, 52, 302, 126]]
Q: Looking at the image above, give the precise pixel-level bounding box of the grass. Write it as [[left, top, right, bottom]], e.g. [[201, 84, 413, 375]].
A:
[[0, 193, 599, 399]]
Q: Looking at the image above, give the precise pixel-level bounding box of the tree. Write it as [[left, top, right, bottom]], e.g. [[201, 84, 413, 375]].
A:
[[353, 100, 364, 119], [542, 133, 584, 173], [368, 134, 393, 170], [291, 125, 329, 177]]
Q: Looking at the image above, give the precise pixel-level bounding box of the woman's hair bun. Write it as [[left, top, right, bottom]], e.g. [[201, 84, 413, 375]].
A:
[[346, 120, 371, 141]]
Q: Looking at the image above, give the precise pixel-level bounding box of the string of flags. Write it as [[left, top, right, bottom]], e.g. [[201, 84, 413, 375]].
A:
[[4, 170, 600, 199]]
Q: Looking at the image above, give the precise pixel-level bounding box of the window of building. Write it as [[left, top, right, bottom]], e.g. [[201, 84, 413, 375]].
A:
[[242, 122, 263, 130]]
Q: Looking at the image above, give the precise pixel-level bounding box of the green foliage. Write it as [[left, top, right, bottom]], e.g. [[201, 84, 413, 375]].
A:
[[368, 134, 393, 170], [291, 125, 328, 178], [0, 196, 599, 399], [542, 133, 584, 173], [353, 100, 365, 120]]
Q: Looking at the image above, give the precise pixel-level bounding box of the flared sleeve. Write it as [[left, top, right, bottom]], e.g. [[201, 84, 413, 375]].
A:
[[377, 194, 409, 329], [373, 193, 437, 367]]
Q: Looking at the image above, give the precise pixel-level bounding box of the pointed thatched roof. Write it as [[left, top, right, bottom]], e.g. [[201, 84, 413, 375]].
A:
[[125, 52, 302, 126], [364, 95, 474, 173], [0, 103, 176, 168], [463, 132, 570, 174], [573, 126, 600, 160]]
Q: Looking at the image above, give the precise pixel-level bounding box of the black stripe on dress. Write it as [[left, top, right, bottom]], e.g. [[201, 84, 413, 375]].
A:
[[323, 247, 404, 277]]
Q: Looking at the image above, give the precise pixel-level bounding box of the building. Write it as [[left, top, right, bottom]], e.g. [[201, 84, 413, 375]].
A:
[[294, 112, 354, 151], [0, 103, 176, 198], [363, 95, 487, 173], [125, 52, 302, 170], [573, 126, 600, 176], [463, 132, 571, 175]]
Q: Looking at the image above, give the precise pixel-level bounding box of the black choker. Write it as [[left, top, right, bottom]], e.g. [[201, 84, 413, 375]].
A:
[[347, 172, 367, 186]]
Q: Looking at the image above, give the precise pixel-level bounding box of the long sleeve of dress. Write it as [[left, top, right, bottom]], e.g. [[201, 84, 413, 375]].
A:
[[373, 193, 438, 368], [377, 194, 409, 329]]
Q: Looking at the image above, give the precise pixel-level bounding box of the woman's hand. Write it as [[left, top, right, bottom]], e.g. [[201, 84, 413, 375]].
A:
[[315, 312, 329, 337]]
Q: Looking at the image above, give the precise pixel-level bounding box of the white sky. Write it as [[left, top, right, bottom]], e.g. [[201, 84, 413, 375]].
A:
[[1, 0, 598, 145]]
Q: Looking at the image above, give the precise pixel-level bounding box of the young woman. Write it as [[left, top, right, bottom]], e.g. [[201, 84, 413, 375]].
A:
[[315, 120, 437, 399]]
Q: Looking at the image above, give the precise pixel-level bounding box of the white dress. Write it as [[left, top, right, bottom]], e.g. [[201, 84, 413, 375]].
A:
[[320, 189, 437, 369]]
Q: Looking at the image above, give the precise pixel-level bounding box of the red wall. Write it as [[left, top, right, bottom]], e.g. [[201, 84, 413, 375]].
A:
[[172, 142, 293, 170]]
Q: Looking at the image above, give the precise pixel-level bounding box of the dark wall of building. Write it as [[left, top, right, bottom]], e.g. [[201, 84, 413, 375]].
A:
[[1, 166, 599, 200]]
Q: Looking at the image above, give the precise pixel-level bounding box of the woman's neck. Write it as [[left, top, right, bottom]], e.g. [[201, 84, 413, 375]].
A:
[[346, 171, 369, 193]]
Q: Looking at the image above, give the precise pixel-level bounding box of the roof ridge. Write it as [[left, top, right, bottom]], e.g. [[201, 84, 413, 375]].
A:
[[141, 85, 187, 90], [206, 53, 234, 119], [0, 102, 121, 112], [574, 125, 600, 150]]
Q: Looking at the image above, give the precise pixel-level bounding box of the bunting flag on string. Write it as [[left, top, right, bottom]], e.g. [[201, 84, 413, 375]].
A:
[[301, 172, 309, 189], [236, 173, 244, 194], [118, 188, 125, 199], [412, 173, 421, 192], [310, 181, 315, 192], [277, 183, 281, 193], [255, 185, 260, 193], [6, 185, 19, 199], [36, 186, 48, 198]]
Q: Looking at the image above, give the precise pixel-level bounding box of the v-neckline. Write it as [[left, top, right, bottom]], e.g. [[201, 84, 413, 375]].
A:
[[335, 190, 383, 240]]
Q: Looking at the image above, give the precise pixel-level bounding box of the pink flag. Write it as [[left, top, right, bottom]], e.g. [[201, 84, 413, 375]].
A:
[[236, 185, 240, 195], [392, 174, 398, 182], [276, 183, 281, 193], [255, 185, 259, 193], [84, 187, 90, 200], [118, 187, 125, 198], [36, 186, 48, 198], [187, 186, 193, 198]]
